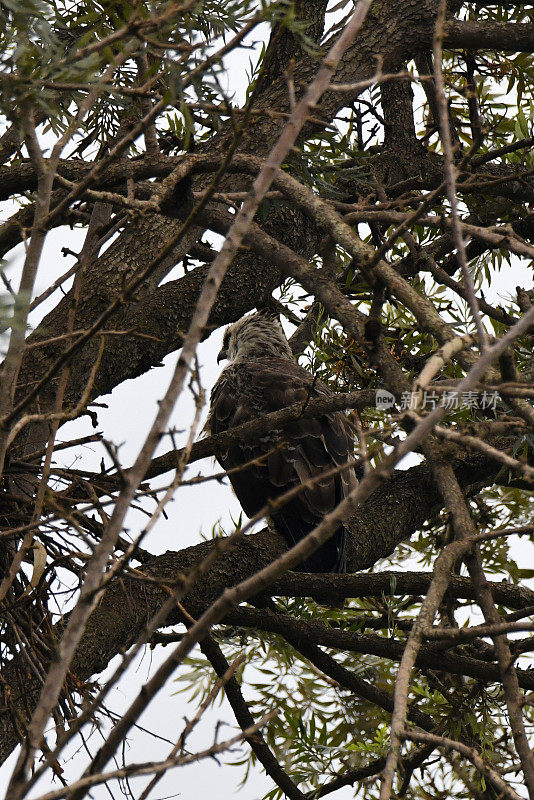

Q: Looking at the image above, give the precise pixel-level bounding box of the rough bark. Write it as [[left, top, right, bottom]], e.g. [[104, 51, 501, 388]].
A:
[[0, 450, 501, 765], [2, 1, 534, 789]]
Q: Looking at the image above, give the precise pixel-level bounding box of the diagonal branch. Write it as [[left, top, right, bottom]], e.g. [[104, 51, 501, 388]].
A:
[[200, 635, 306, 800]]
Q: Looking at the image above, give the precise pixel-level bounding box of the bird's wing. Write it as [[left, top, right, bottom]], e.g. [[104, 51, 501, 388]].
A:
[[210, 358, 356, 572]]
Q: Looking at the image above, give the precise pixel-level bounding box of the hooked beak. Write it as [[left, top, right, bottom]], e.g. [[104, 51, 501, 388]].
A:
[[217, 348, 227, 364]]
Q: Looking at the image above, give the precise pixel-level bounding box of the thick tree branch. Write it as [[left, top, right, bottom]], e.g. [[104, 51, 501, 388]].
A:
[[0, 448, 503, 765], [445, 20, 534, 52], [222, 606, 534, 689]]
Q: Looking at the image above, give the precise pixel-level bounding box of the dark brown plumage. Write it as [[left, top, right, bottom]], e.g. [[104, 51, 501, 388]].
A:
[[209, 311, 357, 573]]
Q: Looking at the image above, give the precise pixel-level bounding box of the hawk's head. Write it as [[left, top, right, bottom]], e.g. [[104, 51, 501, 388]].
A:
[[217, 310, 293, 364]]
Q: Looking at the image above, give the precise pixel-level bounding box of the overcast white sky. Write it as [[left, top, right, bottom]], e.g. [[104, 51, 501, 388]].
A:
[[0, 17, 308, 800], [1, 4, 534, 798]]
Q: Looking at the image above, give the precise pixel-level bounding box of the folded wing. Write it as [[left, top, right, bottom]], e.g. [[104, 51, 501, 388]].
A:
[[210, 358, 357, 573]]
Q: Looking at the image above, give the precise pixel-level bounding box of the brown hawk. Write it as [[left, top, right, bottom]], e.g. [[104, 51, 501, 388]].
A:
[[209, 310, 357, 573]]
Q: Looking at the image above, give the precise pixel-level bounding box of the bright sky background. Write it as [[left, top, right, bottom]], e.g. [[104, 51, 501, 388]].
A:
[[1, 3, 533, 798]]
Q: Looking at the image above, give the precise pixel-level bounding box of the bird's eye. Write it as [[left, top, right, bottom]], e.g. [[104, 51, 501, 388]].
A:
[[223, 332, 230, 349]]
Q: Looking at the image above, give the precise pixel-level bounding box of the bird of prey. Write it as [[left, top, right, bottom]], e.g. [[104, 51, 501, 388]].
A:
[[209, 310, 357, 573]]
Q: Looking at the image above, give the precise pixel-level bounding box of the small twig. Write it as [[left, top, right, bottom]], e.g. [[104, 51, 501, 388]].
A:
[[433, 0, 488, 350], [400, 730, 523, 800]]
